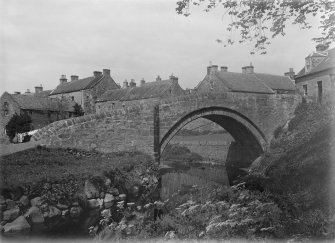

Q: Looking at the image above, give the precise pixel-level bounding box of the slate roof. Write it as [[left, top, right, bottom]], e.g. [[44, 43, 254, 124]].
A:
[[215, 72, 274, 94], [35, 90, 52, 98], [254, 73, 296, 91], [50, 74, 119, 95], [296, 47, 335, 78], [197, 69, 295, 94], [9, 93, 75, 112], [97, 79, 178, 102]]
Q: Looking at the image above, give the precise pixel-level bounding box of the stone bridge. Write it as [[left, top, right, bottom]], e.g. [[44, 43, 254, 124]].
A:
[[33, 92, 300, 181]]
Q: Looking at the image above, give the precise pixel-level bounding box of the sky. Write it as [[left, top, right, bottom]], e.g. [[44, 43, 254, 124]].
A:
[[0, 0, 328, 95]]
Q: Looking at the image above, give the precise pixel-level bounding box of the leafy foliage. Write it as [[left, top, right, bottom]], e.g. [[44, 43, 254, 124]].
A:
[[5, 112, 32, 141], [73, 103, 84, 117], [176, 0, 335, 54]]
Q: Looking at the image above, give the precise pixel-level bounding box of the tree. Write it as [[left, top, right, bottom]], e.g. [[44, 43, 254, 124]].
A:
[[73, 103, 84, 117], [5, 113, 32, 142], [176, 0, 335, 54]]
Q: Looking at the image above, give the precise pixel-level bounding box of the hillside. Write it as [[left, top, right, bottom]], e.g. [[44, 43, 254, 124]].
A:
[[246, 101, 335, 237]]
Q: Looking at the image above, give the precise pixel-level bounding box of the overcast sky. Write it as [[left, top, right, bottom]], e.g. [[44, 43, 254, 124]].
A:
[[0, 0, 328, 95]]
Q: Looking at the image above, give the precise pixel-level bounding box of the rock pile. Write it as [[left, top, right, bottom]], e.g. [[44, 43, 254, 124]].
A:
[[0, 162, 159, 238]]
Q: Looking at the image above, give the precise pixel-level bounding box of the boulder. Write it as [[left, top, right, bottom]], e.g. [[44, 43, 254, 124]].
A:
[[103, 194, 114, 209], [30, 197, 43, 207], [24, 206, 44, 224], [6, 199, 16, 210], [3, 216, 31, 235], [19, 195, 30, 207], [3, 206, 20, 221], [69, 206, 82, 218], [43, 206, 61, 219], [108, 187, 119, 196], [11, 186, 24, 201], [84, 180, 99, 199], [87, 199, 101, 209], [119, 194, 126, 200]]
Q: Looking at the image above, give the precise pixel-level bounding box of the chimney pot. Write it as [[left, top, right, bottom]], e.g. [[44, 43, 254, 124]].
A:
[[130, 79, 136, 87], [242, 65, 254, 74], [207, 65, 218, 75], [123, 79, 129, 89], [35, 85, 43, 94], [94, 71, 102, 77], [103, 69, 110, 76], [156, 75, 162, 81], [220, 66, 228, 72], [14, 91, 21, 94], [140, 78, 146, 86], [60, 75, 67, 84], [284, 68, 295, 80], [25, 89, 31, 94], [169, 74, 178, 84], [71, 75, 79, 81]]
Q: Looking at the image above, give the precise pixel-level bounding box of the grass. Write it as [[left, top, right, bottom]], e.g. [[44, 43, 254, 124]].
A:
[[0, 146, 153, 188]]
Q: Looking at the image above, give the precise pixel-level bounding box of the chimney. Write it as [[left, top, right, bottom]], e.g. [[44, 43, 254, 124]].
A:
[[103, 69, 110, 76], [284, 68, 295, 80], [35, 84, 43, 94], [220, 66, 228, 72], [123, 79, 129, 89], [207, 65, 218, 75], [156, 75, 162, 81], [94, 71, 102, 77], [140, 78, 146, 86], [242, 64, 254, 74], [25, 89, 31, 94], [130, 79, 136, 88], [14, 91, 21, 95], [316, 43, 329, 52], [71, 75, 79, 81], [169, 74, 178, 84], [59, 75, 67, 84]]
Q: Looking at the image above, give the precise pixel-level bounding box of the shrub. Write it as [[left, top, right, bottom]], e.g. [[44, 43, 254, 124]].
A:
[[73, 103, 84, 117], [273, 125, 283, 139], [5, 112, 32, 142]]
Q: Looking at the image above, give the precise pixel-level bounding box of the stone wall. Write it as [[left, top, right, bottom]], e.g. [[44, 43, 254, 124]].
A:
[[33, 92, 301, 160]]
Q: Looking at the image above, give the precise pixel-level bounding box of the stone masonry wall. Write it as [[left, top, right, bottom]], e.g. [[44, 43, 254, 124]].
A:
[[33, 92, 301, 158]]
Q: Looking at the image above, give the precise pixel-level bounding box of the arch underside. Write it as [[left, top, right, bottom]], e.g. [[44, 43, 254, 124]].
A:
[[160, 107, 267, 170]]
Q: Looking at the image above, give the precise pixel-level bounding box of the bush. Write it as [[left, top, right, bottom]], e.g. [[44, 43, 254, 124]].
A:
[[5, 112, 32, 142], [273, 125, 283, 139], [73, 103, 84, 117]]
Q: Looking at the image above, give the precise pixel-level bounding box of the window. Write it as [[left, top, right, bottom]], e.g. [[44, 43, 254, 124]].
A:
[[71, 96, 74, 101], [3, 102, 9, 116], [317, 81, 322, 103], [302, 85, 307, 96], [210, 80, 214, 90]]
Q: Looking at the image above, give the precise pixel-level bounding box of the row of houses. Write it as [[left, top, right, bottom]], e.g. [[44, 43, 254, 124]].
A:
[[0, 44, 334, 138]]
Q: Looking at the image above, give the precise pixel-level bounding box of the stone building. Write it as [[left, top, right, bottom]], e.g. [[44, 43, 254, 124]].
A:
[[196, 64, 296, 94], [49, 69, 119, 114], [0, 89, 75, 139], [295, 44, 335, 103], [95, 75, 185, 112]]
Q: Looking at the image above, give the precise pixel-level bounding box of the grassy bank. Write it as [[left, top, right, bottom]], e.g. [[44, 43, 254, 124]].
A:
[[0, 146, 152, 187]]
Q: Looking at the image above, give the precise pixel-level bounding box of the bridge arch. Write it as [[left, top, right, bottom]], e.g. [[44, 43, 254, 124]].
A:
[[160, 106, 267, 167]]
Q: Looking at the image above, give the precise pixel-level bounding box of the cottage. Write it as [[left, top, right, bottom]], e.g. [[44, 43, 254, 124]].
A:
[[0, 90, 75, 138], [49, 69, 119, 114], [196, 64, 296, 94], [95, 75, 185, 112], [295, 44, 335, 103]]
